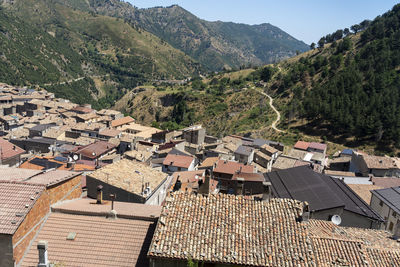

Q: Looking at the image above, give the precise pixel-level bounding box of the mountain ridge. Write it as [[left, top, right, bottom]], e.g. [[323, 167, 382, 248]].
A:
[[62, 0, 309, 70]]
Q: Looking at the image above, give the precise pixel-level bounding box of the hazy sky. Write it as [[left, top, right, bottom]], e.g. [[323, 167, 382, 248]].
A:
[[127, 0, 399, 44]]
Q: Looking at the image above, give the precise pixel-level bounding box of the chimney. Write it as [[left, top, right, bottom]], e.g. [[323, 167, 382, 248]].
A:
[[96, 185, 103, 204], [393, 220, 400, 240], [262, 182, 271, 201], [37, 240, 49, 267], [299, 202, 310, 222]]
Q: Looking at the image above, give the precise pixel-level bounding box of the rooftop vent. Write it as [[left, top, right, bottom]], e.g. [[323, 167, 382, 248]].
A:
[[66, 232, 76, 240]]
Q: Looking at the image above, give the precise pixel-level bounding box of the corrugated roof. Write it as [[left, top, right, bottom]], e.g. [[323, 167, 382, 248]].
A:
[[20, 213, 156, 267], [0, 181, 45, 234]]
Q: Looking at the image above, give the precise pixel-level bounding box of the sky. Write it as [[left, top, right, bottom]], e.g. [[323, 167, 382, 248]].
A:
[[127, 0, 399, 44]]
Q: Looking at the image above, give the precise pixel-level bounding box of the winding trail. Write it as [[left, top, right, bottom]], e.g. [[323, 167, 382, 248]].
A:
[[258, 90, 284, 133]]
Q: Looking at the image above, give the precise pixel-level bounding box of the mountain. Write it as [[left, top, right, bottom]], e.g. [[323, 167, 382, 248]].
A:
[[59, 0, 309, 71], [114, 3, 400, 154], [0, 0, 200, 108]]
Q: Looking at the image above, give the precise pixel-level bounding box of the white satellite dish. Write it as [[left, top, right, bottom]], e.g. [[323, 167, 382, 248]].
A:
[[73, 154, 79, 161], [331, 215, 342, 225]]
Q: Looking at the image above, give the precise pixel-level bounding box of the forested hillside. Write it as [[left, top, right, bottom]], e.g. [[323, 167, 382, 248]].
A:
[[270, 4, 400, 152], [0, 0, 200, 108], [59, 0, 309, 71]]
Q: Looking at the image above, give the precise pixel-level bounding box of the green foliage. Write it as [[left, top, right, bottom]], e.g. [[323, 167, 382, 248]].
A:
[[279, 3, 400, 149]]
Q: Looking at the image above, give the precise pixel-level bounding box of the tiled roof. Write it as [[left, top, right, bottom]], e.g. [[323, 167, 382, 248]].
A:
[[1, 167, 81, 187], [0, 166, 42, 180], [75, 141, 116, 159], [294, 141, 310, 150], [163, 154, 194, 168], [232, 172, 264, 182], [309, 142, 327, 151], [199, 157, 219, 168], [52, 198, 161, 220], [234, 145, 253, 156], [260, 144, 278, 154], [213, 160, 254, 175], [0, 138, 25, 160], [307, 219, 400, 266], [88, 159, 168, 196], [111, 116, 135, 128], [361, 154, 398, 170], [348, 184, 383, 204], [20, 212, 156, 267], [148, 193, 313, 266], [98, 128, 121, 137], [272, 155, 310, 170], [372, 177, 400, 188], [170, 170, 205, 192], [0, 181, 45, 234]]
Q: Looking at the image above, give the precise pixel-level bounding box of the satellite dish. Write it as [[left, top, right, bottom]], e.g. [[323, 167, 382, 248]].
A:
[[331, 215, 342, 225], [73, 155, 79, 161]]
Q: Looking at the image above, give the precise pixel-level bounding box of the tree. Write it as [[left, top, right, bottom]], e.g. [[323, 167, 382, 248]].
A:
[[310, 42, 316, 49], [351, 24, 361, 33], [344, 28, 350, 36], [318, 37, 326, 49], [260, 66, 274, 82]]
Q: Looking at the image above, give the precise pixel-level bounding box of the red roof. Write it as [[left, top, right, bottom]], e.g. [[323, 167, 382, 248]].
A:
[[111, 116, 135, 128], [213, 160, 254, 175], [163, 154, 194, 168], [0, 138, 25, 160], [309, 142, 327, 151], [75, 141, 116, 159], [294, 141, 310, 151]]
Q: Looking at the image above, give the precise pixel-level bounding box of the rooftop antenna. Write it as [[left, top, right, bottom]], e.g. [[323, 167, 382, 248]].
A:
[[331, 215, 342, 225]]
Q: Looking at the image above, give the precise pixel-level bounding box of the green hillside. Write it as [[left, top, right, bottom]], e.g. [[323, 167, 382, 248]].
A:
[[0, 0, 200, 108], [269, 4, 400, 153], [62, 0, 309, 71]]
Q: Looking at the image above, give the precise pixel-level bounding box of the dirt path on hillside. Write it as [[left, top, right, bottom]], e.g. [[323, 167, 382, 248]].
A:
[[258, 90, 284, 133]]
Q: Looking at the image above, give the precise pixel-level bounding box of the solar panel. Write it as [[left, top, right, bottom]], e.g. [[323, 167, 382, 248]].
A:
[[29, 158, 62, 170]]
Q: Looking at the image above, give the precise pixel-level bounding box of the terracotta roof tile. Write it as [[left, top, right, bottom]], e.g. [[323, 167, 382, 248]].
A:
[[75, 141, 116, 159], [148, 193, 313, 266], [0, 181, 45, 234], [20, 213, 156, 267], [52, 198, 161, 220], [163, 154, 194, 169], [213, 160, 254, 175], [0, 137, 25, 160], [111, 116, 135, 128], [294, 141, 310, 150], [199, 157, 219, 168]]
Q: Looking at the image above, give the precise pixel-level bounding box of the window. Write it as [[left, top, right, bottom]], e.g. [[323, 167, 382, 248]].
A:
[[379, 200, 383, 207], [393, 211, 397, 217]]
